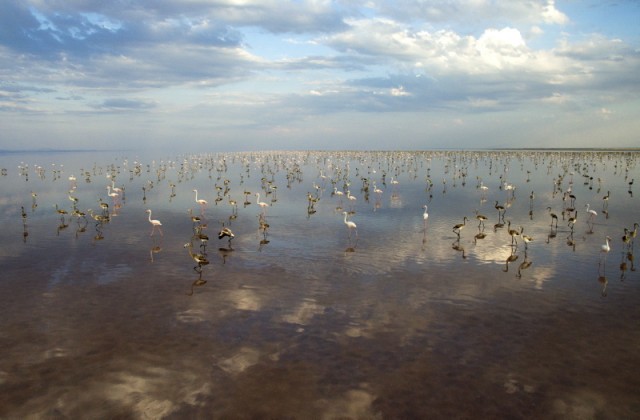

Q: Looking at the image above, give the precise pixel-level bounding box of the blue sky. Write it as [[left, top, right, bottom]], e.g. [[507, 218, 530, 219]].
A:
[[0, 0, 638, 151]]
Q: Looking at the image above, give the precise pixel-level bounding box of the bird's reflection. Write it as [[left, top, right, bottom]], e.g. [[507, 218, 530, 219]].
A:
[[345, 236, 358, 254], [516, 250, 532, 278], [21, 206, 29, 242], [218, 244, 234, 263], [597, 274, 608, 297], [187, 273, 207, 296], [566, 232, 576, 251], [503, 249, 519, 272], [452, 238, 466, 259], [474, 226, 487, 244], [149, 236, 163, 262]]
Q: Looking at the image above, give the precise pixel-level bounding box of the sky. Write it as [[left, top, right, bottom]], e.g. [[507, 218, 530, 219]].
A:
[[0, 0, 639, 152]]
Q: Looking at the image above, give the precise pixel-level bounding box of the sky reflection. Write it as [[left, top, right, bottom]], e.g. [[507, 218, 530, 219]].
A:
[[0, 149, 639, 418]]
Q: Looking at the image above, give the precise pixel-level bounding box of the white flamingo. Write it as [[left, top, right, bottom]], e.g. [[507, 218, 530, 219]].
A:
[[343, 211, 357, 238], [146, 209, 163, 236], [256, 193, 269, 213]]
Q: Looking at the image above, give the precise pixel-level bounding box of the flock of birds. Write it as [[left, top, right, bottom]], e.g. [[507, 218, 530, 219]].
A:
[[10, 150, 639, 294]]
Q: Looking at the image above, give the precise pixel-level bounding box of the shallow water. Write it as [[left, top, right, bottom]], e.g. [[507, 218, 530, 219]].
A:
[[1, 150, 639, 418]]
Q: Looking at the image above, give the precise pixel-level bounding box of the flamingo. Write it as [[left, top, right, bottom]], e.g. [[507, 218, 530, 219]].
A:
[[601, 236, 612, 254], [106, 185, 120, 203], [547, 207, 558, 228], [474, 210, 488, 229], [346, 190, 357, 210], [422, 205, 429, 229], [146, 209, 163, 236], [184, 242, 209, 269], [193, 189, 207, 211], [218, 226, 235, 244], [343, 211, 357, 238], [600, 236, 612, 267], [585, 203, 597, 221], [507, 220, 522, 246], [522, 231, 533, 250], [453, 216, 468, 237], [567, 211, 577, 232], [256, 192, 269, 213]]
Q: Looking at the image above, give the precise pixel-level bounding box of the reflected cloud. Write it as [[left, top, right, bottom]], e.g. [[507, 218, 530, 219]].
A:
[[281, 299, 325, 325], [217, 347, 261, 376]]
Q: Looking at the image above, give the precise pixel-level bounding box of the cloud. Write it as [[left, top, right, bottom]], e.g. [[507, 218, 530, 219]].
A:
[[93, 98, 157, 111], [0, 0, 638, 150]]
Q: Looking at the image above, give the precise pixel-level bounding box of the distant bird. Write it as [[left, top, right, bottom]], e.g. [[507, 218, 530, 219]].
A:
[[507, 220, 522, 246], [453, 216, 468, 237], [601, 236, 612, 254], [146, 209, 163, 236], [188, 208, 202, 225], [522, 232, 533, 249], [193, 189, 207, 210], [422, 205, 429, 229], [479, 182, 489, 194], [343, 211, 357, 238], [255, 192, 269, 213], [184, 242, 209, 267], [567, 211, 577, 232], [547, 207, 558, 228], [495, 201, 505, 220], [602, 191, 610, 208], [218, 226, 235, 244], [474, 210, 488, 229], [585, 203, 597, 221], [106, 185, 120, 202]]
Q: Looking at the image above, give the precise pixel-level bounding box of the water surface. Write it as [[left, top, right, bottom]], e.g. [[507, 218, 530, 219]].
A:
[[1, 150, 639, 418]]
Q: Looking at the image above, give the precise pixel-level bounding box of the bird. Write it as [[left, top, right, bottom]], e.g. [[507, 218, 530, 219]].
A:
[[602, 191, 610, 208], [346, 190, 357, 209], [193, 189, 208, 210], [585, 203, 597, 221], [343, 211, 357, 238], [184, 242, 209, 267], [255, 192, 269, 213], [507, 220, 522, 246], [453, 216, 468, 237], [547, 207, 558, 228], [601, 236, 612, 254], [495, 201, 506, 220], [106, 185, 120, 202], [522, 232, 533, 249], [422, 205, 429, 229], [218, 226, 235, 244], [146, 209, 163, 236], [188, 208, 202, 225], [567, 211, 577, 231], [479, 181, 489, 194], [474, 210, 488, 229]]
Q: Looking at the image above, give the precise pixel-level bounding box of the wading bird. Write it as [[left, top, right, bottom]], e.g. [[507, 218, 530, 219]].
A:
[[343, 211, 357, 238], [422, 205, 429, 230], [146, 209, 163, 236], [256, 192, 269, 213], [193, 189, 207, 212], [218, 226, 235, 245], [453, 216, 468, 238]]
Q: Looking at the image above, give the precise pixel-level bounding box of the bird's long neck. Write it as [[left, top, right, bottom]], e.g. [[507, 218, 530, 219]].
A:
[[256, 193, 260, 203], [148, 211, 152, 222], [194, 190, 198, 201]]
